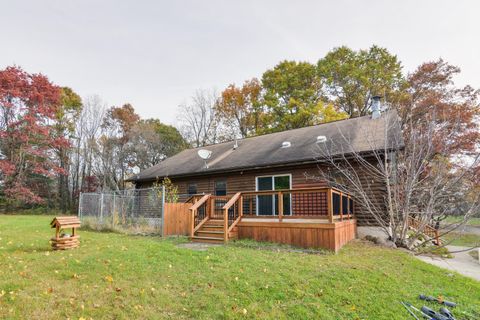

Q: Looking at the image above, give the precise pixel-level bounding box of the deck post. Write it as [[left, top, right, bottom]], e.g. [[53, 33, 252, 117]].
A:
[[224, 208, 228, 242], [348, 196, 351, 220], [190, 209, 195, 237], [339, 192, 343, 221], [327, 188, 333, 223], [278, 192, 284, 222], [239, 195, 243, 217], [210, 198, 214, 219]]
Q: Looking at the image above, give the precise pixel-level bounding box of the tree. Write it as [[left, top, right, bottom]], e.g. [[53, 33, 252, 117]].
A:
[[216, 78, 263, 138], [70, 95, 106, 200], [0, 66, 67, 206], [54, 87, 82, 212], [177, 89, 220, 147], [128, 119, 187, 170], [318, 45, 405, 117], [317, 107, 479, 248], [100, 103, 140, 189], [401, 59, 480, 157], [316, 57, 480, 249], [261, 60, 343, 132]]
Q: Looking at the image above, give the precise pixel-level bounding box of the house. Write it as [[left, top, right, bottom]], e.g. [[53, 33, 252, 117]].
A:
[[129, 109, 403, 251]]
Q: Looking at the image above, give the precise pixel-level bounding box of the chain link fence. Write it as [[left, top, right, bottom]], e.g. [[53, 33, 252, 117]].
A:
[[78, 187, 166, 235]]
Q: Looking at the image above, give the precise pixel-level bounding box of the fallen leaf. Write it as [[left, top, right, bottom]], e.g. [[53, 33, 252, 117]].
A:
[[104, 275, 113, 282]]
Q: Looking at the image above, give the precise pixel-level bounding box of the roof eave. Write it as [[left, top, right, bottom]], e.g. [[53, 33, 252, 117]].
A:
[[129, 146, 403, 183]]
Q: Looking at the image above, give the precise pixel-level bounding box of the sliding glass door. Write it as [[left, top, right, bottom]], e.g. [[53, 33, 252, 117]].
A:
[[256, 175, 291, 216]]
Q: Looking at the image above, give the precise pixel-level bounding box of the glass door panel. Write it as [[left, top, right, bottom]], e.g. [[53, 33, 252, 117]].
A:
[[256, 175, 291, 216], [257, 177, 273, 215], [274, 175, 291, 215]]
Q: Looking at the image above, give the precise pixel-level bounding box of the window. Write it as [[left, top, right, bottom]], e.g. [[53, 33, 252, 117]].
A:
[[215, 180, 227, 196], [255, 174, 291, 216], [187, 183, 197, 195]]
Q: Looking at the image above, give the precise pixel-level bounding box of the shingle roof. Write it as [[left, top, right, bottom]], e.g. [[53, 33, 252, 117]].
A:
[[129, 110, 403, 182]]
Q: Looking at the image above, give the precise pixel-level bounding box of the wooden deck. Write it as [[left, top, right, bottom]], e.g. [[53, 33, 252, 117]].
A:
[[237, 218, 356, 252], [180, 187, 357, 251]]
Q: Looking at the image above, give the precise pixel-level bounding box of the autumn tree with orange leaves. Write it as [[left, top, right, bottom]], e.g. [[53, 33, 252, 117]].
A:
[[215, 78, 263, 138]]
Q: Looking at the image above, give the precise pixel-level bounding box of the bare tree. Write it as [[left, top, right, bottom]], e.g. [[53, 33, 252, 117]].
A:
[[69, 95, 107, 203], [315, 109, 480, 248], [177, 89, 220, 147]]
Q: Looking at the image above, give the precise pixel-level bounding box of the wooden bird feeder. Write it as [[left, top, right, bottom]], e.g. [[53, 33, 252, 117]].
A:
[[50, 216, 81, 250]]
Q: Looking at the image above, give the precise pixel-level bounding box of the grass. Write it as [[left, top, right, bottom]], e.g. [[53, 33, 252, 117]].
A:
[[443, 216, 480, 226], [0, 215, 479, 320], [443, 232, 480, 247]]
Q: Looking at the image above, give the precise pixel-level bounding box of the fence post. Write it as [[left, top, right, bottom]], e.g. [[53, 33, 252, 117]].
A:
[[161, 185, 166, 237], [112, 192, 116, 226], [100, 193, 104, 223], [78, 193, 83, 219]]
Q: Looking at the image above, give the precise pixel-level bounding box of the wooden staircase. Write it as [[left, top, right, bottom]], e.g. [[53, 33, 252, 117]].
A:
[[189, 193, 242, 245], [191, 219, 238, 244]]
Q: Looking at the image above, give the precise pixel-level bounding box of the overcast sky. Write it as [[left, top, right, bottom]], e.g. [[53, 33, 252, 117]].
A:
[[1, 0, 478, 125]]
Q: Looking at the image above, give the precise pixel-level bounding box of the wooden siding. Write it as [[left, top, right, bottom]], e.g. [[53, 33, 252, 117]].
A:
[[237, 219, 356, 252], [163, 203, 191, 236], [137, 162, 386, 226]]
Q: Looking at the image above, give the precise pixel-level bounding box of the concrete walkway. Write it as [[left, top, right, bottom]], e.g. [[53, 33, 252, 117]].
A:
[[417, 245, 480, 282]]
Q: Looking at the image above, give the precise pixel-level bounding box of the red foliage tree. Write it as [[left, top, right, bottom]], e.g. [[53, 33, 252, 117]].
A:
[[0, 66, 67, 205], [402, 59, 480, 157]]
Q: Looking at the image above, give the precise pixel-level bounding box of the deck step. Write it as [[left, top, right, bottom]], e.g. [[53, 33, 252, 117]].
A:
[[197, 230, 224, 234], [202, 225, 223, 229], [196, 230, 224, 238], [205, 219, 224, 225], [191, 236, 224, 244]]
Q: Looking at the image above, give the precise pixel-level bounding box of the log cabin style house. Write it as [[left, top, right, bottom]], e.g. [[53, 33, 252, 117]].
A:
[[129, 109, 403, 251]]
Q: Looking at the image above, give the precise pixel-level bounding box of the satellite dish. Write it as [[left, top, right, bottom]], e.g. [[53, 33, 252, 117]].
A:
[[197, 149, 212, 160]]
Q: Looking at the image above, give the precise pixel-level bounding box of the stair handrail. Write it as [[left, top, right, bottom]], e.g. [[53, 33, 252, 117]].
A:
[[189, 194, 211, 237], [222, 192, 242, 210], [408, 215, 440, 245], [223, 192, 242, 241]]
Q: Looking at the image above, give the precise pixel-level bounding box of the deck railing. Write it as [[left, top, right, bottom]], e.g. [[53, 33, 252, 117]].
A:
[[222, 192, 242, 241], [188, 187, 354, 241], [408, 216, 440, 245], [189, 194, 210, 237], [239, 187, 354, 223]]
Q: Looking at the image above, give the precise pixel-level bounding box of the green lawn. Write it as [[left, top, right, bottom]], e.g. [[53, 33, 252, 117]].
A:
[[0, 215, 479, 319], [443, 232, 480, 247], [443, 216, 480, 226]]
